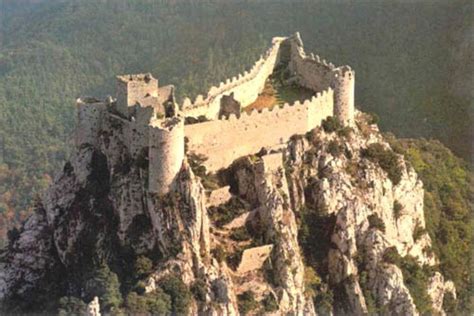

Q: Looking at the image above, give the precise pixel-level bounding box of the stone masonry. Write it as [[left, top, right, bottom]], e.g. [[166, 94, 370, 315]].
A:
[[74, 33, 355, 195]]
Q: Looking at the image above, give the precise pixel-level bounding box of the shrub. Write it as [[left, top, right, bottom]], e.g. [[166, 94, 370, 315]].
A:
[[399, 256, 433, 314], [262, 293, 279, 312], [226, 248, 244, 271], [367, 112, 380, 125], [237, 291, 258, 315], [383, 246, 402, 265], [337, 126, 353, 138], [304, 266, 321, 299], [159, 275, 192, 315], [208, 197, 247, 227], [211, 245, 226, 263], [191, 278, 207, 302], [134, 256, 153, 278], [361, 143, 402, 185], [125, 289, 171, 315], [358, 271, 378, 314], [322, 116, 341, 133], [383, 250, 433, 314], [314, 285, 334, 315], [327, 140, 343, 157], [85, 263, 123, 312], [368, 214, 386, 233], [442, 292, 458, 314], [229, 226, 251, 241], [58, 297, 87, 316], [393, 200, 403, 219], [413, 223, 426, 241]]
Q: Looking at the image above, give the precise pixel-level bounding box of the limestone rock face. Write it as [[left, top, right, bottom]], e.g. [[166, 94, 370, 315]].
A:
[[0, 111, 455, 315], [231, 153, 315, 314], [283, 112, 455, 315]]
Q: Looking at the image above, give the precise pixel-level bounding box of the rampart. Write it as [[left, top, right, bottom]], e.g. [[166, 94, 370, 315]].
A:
[[73, 33, 355, 195], [285, 33, 336, 93], [182, 37, 286, 119], [185, 89, 333, 171]]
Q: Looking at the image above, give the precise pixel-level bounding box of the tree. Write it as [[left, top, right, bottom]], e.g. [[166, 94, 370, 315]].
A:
[[85, 263, 123, 312]]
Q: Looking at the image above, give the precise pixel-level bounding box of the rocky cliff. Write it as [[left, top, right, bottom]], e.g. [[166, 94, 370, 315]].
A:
[[0, 111, 456, 315]]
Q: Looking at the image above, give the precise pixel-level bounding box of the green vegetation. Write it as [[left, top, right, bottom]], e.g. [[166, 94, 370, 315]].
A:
[[361, 143, 402, 185], [85, 263, 123, 312], [229, 226, 251, 241], [262, 293, 279, 312], [298, 206, 336, 313], [322, 116, 342, 133], [393, 200, 403, 219], [125, 289, 171, 315], [134, 256, 153, 279], [1, 0, 470, 247], [358, 271, 378, 314], [237, 291, 258, 315], [208, 197, 247, 227], [367, 214, 386, 233], [387, 136, 473, 312], [382, 247, 434, 314], [158, 275, 192, 315], [191, 278, 207, 302], [187, 152, 220, 190], [327, 140, 343, 157], [57, 297, 87, 316]]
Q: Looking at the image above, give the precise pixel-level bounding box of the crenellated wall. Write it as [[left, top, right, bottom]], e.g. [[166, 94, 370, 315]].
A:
[[285, 33, 335, 93], [185, 89, 333, 171], [182, 37, 286, 119], [116, 73, 159, 116], [73, 33, 355, 195]]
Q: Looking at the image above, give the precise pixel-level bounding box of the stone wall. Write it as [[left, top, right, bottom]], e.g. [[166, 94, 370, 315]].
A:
[[285, 33, 355, 126], [182, 37, 286, 119], [185, 89, 333, 171], [116, 73, 159, 116], [286, 33, 335, 93]]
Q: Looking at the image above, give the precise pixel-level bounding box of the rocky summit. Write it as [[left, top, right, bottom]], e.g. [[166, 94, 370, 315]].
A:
[[0, 34, 457, 315]]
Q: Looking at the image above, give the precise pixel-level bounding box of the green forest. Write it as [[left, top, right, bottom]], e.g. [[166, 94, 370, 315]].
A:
[[0, 0, 472, 312]]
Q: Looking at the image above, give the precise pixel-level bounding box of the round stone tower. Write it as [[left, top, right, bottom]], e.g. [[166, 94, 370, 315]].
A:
[[332, 66, 355, 126], [75, 97, 106, 148], [148, 116, 184, 195]]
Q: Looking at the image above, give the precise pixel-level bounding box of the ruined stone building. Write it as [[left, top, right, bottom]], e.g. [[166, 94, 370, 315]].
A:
[[75, 33, 355, 195]]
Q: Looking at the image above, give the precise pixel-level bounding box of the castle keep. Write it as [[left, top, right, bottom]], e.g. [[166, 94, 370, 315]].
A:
[[75, 33, 355, 195]]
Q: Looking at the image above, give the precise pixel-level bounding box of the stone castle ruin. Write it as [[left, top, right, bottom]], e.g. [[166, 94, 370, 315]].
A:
[[75, 33, 355, 195]]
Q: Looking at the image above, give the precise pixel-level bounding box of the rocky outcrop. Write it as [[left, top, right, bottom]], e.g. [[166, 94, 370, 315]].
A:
[[283, 112, 455, 315], [0, 111, 455, 315]]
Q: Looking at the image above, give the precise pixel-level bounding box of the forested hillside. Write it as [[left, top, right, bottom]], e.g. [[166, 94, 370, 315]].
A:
[[0, 1, 471, 246]]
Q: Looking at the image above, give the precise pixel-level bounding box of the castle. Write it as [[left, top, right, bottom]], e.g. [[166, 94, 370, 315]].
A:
[[75, 33, 355, 195]]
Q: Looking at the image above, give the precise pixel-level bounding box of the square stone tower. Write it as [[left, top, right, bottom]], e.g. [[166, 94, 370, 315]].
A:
[[116, 73, 159, 116]]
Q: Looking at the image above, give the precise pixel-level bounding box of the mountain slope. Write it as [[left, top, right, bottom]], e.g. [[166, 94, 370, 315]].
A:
[[0, 110, 466, 315], [0, 0, 471, 247]]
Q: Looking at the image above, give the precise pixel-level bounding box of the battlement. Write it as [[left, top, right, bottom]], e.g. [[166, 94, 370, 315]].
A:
[[73, 33, 355, 195], [185, 88, 333, 171], [182, 37, 284, 119], [116, 73, 159, 115]]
